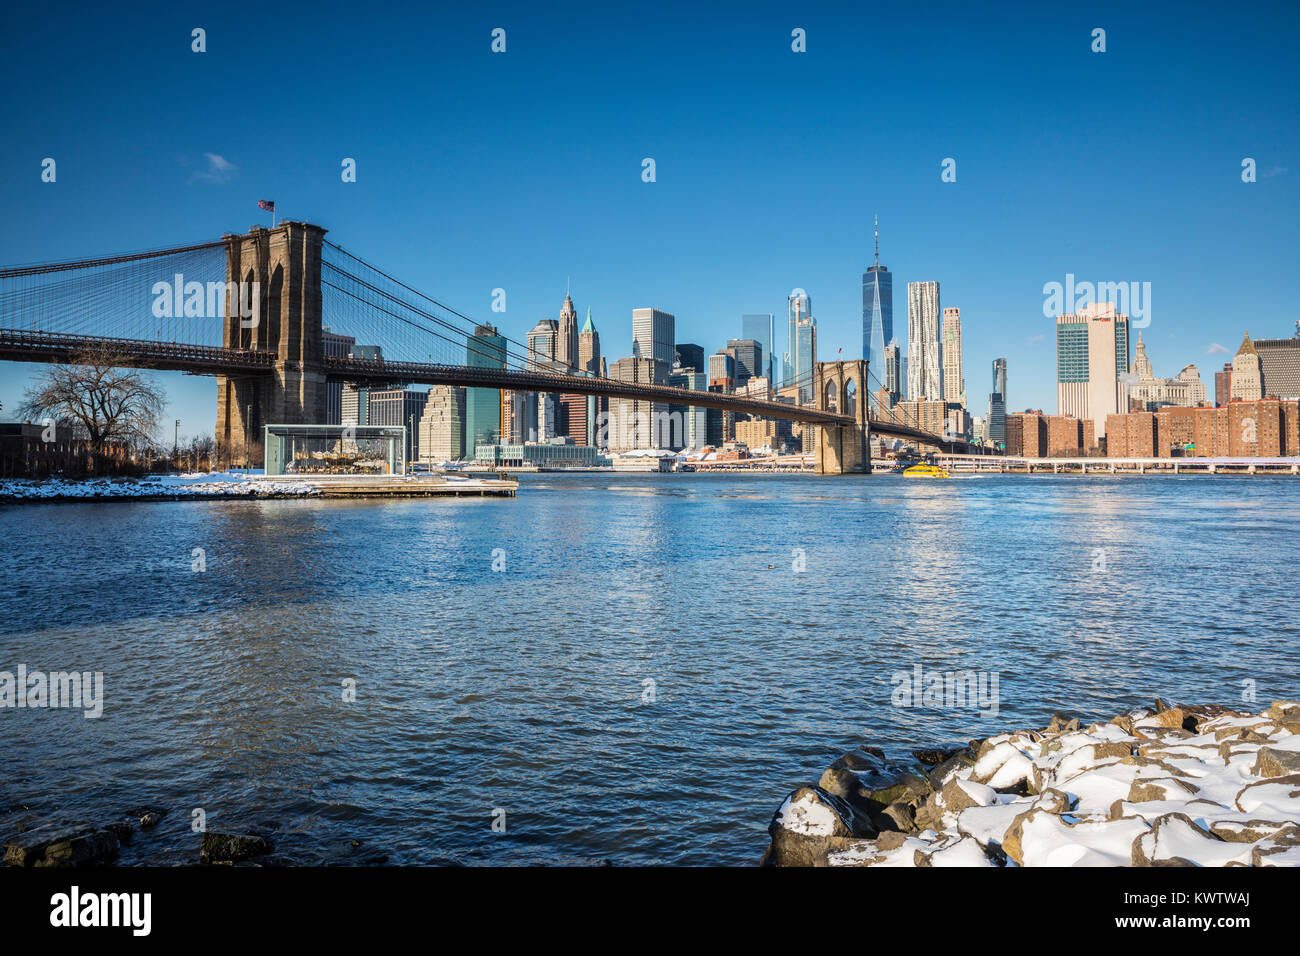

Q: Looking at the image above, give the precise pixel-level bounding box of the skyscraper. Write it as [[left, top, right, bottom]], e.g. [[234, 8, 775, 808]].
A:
[[942, 307, 964, 405], [861, 215, 893, 383], [1230, 332, 1263, 401], [465, 323, 507, 453], [575, 309, 602, 445], [883, 342, 902, 403], [578, 309, 601, 375], [742, 313, 775, 385], [368, 388, 429, 463], [556, 290, 578, 369], [794, 315, 817, 404], [527, 318, 559, 369], [632, 308, 675, 373], [675, 343, 705, 372], [907, 281, 942, 402], [417, 385, 465, 461], [726, 338, 763, 388], [989, 357, 1007, 446], [786, 290, 812, 387], [1055, 304, 1131, 439]]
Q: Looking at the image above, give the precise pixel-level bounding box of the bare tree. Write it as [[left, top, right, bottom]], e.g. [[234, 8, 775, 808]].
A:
[[19, 352, 165, 470]]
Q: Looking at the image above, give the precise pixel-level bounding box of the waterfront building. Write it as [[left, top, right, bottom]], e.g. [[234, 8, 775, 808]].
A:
[[1005, 411, 1047, 457], [465, 323, 507, 453], [907, 281, 943, 402], [1045, 414, 1090, 457], [418, 385, 465, 461], [475, 441, 608, 468], [942, 307, 964, 405], [632, 308, 676, 374], [1255, 329, 1300, 399], [735, 417, 791, 453], [988, 359, 1008, 447], [1103, 398, 1300, 457], [861, 216, 893, 378], [741, 314, 775, 385], [1055, 303, 1131, 439], [368, 387, 430, 463], [972, 416, 988, 443]]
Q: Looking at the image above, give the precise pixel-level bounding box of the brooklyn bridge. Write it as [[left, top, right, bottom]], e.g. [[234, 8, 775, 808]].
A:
[[0, 222, 991, 473]]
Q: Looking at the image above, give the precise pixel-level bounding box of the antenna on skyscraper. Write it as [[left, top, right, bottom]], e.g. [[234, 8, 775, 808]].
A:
[[874, 214, 879, 267]]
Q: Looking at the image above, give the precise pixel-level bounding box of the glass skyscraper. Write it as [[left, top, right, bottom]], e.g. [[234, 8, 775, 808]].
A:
[[465, 323, 507, 453], [786, 291, 811, 387], [741, 313, 774, 385], [989, 357, 1007, 446], [861, 216, 892, 394]]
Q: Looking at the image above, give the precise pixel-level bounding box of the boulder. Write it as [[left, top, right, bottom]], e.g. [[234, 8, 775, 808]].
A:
[[4, 824, 120, 867], [1252, 747, 1300, 779], [1252, 824, 1300, 866], [766, 787, 874, 866], [200, 831, 273, 865], [926, 752, 976, 789]]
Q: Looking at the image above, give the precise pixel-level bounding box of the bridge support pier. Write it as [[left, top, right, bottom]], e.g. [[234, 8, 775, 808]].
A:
[[812, 360, 870, 475], [216, 222, 328, 467]]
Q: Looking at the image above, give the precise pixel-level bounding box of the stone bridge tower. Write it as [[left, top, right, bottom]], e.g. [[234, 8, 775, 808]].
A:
[[216, 222, 328, 466], [813, 359, 871, 475]]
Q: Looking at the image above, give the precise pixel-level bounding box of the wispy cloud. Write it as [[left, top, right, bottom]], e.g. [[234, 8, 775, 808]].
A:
[[1206, 343, 1229, 355], [1025, 333, 1045, 347], [1260, 165, 1288, 180], [189, 152, 237, 184]]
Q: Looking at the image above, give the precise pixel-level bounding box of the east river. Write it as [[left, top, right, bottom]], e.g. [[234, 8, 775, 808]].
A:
[[1, 473, 1297, 865]]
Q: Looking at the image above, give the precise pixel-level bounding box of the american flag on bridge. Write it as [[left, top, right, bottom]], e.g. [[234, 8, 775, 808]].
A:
[[257, 199, 275, 211]]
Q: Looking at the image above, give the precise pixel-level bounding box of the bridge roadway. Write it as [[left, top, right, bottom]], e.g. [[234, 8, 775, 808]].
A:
[[0, 327, 987, 450]]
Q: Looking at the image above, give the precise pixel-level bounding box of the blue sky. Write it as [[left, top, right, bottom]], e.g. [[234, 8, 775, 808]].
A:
[[2, 0, 1297, 438]]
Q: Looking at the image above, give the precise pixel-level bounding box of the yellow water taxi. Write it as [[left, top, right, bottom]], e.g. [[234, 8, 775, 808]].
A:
[[903, 464, 949, 478]]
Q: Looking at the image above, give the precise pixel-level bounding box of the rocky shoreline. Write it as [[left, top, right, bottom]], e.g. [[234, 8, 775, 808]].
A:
[[0, 475, 318, 503], [764, 700, 1300, 867]]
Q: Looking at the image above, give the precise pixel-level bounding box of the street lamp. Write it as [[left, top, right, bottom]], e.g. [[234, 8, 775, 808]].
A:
[[173, 419, 180, 465]]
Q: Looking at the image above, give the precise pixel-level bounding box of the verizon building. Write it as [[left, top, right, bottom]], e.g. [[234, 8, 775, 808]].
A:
[[1055, 303, 1131, 440]]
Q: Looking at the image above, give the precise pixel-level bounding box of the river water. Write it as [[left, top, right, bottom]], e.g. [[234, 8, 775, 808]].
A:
[[1, 473, 1296, 865]]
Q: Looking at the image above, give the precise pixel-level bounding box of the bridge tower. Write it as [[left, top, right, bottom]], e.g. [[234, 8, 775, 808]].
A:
[[215, 222, 328, 467], [813, 359, 871, 475]]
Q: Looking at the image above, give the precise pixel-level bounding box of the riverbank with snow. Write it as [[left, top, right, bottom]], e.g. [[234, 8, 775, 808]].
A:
[[764, 700, 1300, 866], [0, 471, 318, 502]]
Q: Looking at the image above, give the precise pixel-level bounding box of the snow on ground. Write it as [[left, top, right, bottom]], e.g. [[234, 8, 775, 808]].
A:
[[0, 472, 316, 500], [769, 701, 1300, 867]]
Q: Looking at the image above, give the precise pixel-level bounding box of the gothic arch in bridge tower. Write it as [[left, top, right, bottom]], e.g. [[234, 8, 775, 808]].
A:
[[215, 222, 328, 468], [813, 359, 871, 475]]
